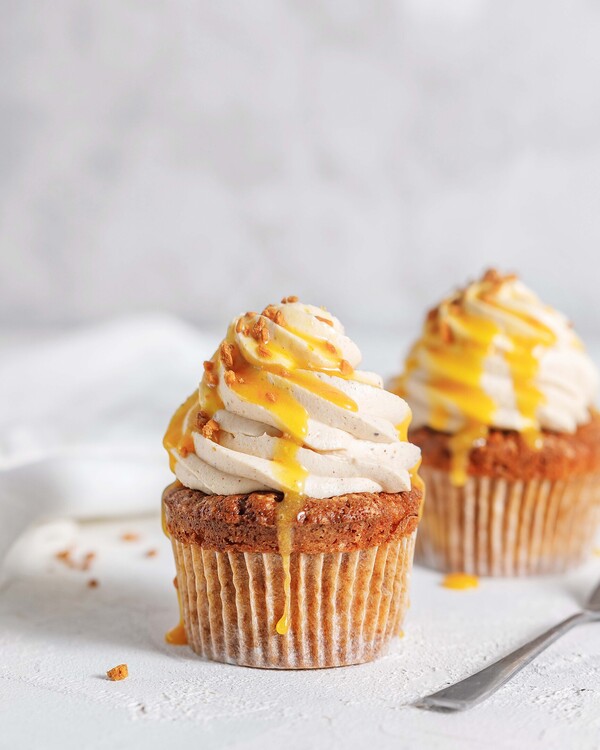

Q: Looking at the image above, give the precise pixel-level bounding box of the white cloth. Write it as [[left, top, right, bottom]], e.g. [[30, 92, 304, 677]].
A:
[[0, 315, 211, 563]]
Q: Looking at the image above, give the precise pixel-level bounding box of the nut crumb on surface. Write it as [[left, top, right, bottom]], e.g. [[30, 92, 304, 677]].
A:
[[121, 533, 139, 542], [55, 548, 96, 571], [281, 295, 298, 304], [106, 664, 128, 681], [88, 579, 99, 588], [145, 549, 158, 558]]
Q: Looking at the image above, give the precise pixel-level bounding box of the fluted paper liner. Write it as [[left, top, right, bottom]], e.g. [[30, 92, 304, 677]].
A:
[[416, 467, 600, 575], [171, 533, 416, 669]]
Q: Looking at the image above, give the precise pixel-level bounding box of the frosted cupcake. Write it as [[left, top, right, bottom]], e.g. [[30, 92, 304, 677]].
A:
[[162, 298, 423, 668], [394, 270, 600, 576]]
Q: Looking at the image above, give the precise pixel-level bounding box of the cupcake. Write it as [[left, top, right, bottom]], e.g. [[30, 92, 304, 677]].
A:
[[394, 270, 600, 576], [162, 298, 423, 668]]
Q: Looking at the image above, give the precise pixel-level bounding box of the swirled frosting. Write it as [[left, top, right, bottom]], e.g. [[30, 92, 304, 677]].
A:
[[164, 299, 420, 499], [395, 270, 598, 484]]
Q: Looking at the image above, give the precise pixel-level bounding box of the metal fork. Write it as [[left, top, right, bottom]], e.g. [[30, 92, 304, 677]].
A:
[[416, 577, 600, 712]]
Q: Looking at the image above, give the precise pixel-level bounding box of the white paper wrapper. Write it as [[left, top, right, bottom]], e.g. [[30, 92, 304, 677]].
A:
[[416, 467, 600, 575], [171, 533, 416, 669]]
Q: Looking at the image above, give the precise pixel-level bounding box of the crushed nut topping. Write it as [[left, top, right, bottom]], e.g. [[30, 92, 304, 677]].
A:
[[204, 370, 218, 387], [262, 305, 285, 326], [252, 317, 269, 343], [220, 341, 235, 369], [265, 391, 277, 403], [203, 360, 214, 372], [235, 318, 244, 334], [281, 295, 298, 304], [257, 344, 271, 358], [106, 664, 128, 682], [201, 418, 220, 442], [196, 410, 209, 429], [224, 370, 237, 386]]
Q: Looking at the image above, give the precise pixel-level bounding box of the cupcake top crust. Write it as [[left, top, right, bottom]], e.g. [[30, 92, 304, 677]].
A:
[[164, 298, 421, 500], [395, 270, 598, 484]]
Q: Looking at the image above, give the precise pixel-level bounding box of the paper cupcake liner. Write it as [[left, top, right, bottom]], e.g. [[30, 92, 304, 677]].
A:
[[416, 467, 600, 576], [171, 533, 416, 669]]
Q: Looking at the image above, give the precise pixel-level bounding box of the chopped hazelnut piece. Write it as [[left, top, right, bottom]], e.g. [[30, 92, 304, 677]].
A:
[[145, 549, 158, 558], [201, 418, 220, 442], [106, 664, 128, 681], [265, 391, 277, 403], [224, 370, 237, 386], [252, 317, 269, 343], [235, 318, 244, 334], [219, 342, 235, 369], [196, 410, 209, 429], [257, 344, 271, 358], [121, 533, 139, 543], [203, 360, 214, 372], [262, 305, 285, 326], [204, 370, 218, 387], [281, 295, 298, 304]]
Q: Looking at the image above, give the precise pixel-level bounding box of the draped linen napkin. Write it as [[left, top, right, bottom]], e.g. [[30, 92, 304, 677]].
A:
[[0, 315, 210, 563]]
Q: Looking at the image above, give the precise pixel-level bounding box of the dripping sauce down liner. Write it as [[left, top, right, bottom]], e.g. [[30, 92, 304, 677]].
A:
[[162, 484, 422, 668]]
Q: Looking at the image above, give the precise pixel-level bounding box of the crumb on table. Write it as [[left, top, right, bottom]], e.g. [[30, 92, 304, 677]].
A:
[[120, 532, 140, 542], [106, 664, 128, 681]]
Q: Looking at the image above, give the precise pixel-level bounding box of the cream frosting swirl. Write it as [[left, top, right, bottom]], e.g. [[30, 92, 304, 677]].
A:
[[398, 270, 598, 437], [164, 300, 420, 499]]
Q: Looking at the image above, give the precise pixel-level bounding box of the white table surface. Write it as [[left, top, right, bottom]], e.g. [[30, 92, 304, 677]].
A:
[[2, 326, 600, 749], [2, 514, 600, 750]]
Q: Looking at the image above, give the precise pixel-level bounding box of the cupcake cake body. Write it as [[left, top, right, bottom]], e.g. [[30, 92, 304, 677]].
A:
[[396, 270, 600, 576], [163, 299, 423, 668]]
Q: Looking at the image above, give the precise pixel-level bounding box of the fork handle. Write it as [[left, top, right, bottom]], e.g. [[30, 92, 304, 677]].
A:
[[417, 611, 591, 712]]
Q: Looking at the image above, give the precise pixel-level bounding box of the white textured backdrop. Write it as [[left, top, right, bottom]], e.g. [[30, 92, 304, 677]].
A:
[[2, 1, 600, 334]]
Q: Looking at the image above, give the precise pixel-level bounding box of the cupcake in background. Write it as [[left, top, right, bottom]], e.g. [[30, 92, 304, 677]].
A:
[[394, 269, 600, 576], [163, 298, 423, 668]]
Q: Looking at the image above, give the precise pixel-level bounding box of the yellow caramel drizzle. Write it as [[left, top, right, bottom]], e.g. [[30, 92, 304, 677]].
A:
[[161, 503, 188, 645], [272, 438, 309, 634], [442, 573, 479, 590], [400, 271, 558, 486], [163, 392, 203, 472]]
